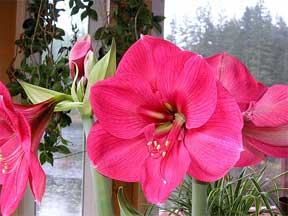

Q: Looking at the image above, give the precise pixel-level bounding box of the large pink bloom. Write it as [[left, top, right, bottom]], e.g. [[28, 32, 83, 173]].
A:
[[87, 36, 243, 204], [206, 53, 288, 166], [0, 81, 57, 215], [69, 35, 92, 79]]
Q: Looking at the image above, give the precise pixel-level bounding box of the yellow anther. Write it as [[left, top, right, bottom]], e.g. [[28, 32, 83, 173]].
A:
[[153, 141, 158, 146], [156, 144, 161, 150], [162, 151, 166, 157], [147, 141, 152, 146]]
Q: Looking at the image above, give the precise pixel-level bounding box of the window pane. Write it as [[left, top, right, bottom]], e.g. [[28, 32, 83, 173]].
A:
[[36, 111, 84, 216], [36, 0, 88, 214]]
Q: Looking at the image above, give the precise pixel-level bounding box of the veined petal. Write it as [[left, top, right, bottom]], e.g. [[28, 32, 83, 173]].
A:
[[117, 35, 193, 89], [87, 123, 148, 182], [206, 53, 267, 111], [0, 157, 29, 216], [141, 141, 190, 204], [250, 85, 288, 127], [69, 35, 92, 79], [244, 123, 288, 147], [234, 137, 266, 167], [174, 55, 217, 128], [244, 136, 288, 158], [0, 81, 14, 111], [185, 83, 243, 182], [29, 153, 46, 204], [14, 99, 58, 152], [90, 76, 163, 139]]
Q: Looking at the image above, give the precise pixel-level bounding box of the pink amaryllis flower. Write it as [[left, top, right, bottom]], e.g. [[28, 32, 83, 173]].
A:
[[87, 36, 243, 204], [206, 53, 288, 166], [69, 35, 92, 79], [0, 81, 59, 215]]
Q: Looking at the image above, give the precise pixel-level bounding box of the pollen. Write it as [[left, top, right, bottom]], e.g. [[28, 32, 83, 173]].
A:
[[162, 151, 166, 158], [156, 144, 161, 150]]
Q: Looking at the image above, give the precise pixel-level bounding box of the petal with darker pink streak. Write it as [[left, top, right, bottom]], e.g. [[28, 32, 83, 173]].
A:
[[185, 83, 243, 182], [234, 136, 266, 167], [245, 136, 288, 158], [0, 157, 29, 216], [116, 35, 194, 89], [173, 56, 217, 129], [251, 85, 288, 127], [87, 123, 148, 182], [206, 53, 267, 111], [141, 141, 190, 204], [90, 76, 163, 139], [29, 153, 46, 204]]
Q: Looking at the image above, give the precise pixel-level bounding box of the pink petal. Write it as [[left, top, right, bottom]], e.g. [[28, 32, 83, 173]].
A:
[[173, 55, 217, 128], [250, 85, 288, 127], [0, 157, 29, 216], [87, 123, 148, 182], [29, 152, 46, 204], [244, 135, 288, 158], [234, 137, 266, 167], [69, 35, 92, 79], [116, 35, 194, 89], [90, 76, 163, 139], [0, 95, 31, 155], [15, 99, 57, 152], [141, 141, 190, 204], [206, 53, 267, 111], [0, 81, 14, 111], [185, 83, 243, 182], [244, 123, 288, 147]]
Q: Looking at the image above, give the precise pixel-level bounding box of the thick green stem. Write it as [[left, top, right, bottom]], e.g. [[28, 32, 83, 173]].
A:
[[82, 116, 115, 216], [192, 178, 208, 216]]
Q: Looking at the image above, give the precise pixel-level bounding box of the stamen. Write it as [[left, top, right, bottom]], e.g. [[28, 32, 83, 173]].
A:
[[147, 141, 152, 146], [163, 179, 167, 184], [153, 141, 158, 146], [165, 140, 169, 147], [162, 151, 166, 157]]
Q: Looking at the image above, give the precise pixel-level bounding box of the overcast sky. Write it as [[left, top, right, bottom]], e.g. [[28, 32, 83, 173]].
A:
[[164, 0, 288, 37]]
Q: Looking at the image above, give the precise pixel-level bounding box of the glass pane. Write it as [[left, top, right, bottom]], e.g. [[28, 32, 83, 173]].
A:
[[36, 0, 88, 214], [36, 111, 84, 216]]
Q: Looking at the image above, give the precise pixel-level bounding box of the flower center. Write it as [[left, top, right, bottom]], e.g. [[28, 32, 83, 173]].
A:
[[146, 112, 185, 159], [243, 101, 256, 122]]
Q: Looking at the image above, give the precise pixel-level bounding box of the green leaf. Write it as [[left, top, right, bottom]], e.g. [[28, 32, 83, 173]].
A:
[[71, 6, 79, 16], [117, 187, 143, 216], [81, 39, 116, 116], [19, 80, 70, 103], [88, 9, 98, 21], [56, 145, 71, 154], [18, 80, 79, 111], [80, 10, 88, 21]]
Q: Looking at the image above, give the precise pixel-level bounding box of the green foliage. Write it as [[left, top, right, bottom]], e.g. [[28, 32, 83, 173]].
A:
[[7, 0, 74, 165], [160, 167, 287, 216], [69, 0, 97, 21], [95, 0, 165, 62], [168, 0, 288, 86]]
